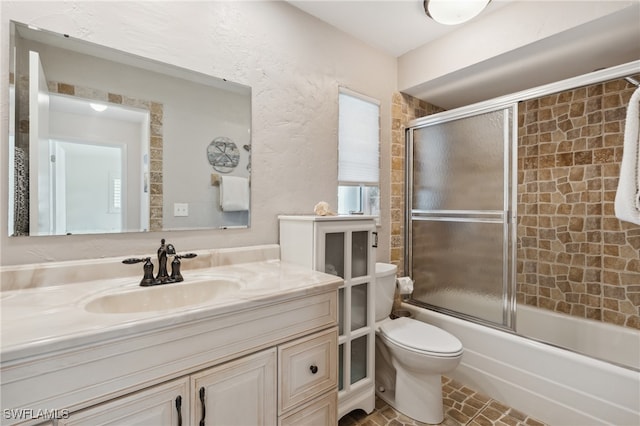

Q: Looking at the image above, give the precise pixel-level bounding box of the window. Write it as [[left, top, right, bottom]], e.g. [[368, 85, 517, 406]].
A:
[[338, 88, 380, 216], [108, 173, 122, 214]]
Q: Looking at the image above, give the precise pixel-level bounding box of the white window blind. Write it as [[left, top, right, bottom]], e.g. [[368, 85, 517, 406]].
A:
[[338, 89, 380, 184]]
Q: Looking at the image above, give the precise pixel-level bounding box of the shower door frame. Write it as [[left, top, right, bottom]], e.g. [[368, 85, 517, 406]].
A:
[[404, 102, 519, 331]]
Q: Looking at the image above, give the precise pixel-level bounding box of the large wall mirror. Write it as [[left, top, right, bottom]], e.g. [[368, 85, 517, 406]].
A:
[[8, 21, 251, 237]]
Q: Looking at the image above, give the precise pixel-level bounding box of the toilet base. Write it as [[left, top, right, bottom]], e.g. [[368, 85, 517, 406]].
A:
[[395, 369, 444, 424], [374, 384, 396, 411], [375, 341, 445, 424], [375, 372, 444, 425]]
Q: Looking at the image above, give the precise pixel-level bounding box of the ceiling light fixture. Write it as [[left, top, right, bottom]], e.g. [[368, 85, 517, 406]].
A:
[[90, 102, 108, 112], [424, 0, 491, 25]]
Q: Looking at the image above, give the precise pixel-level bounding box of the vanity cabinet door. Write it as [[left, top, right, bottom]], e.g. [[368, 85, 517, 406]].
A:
[[59, 378, 188, 426], [190, 348, 277, 426]]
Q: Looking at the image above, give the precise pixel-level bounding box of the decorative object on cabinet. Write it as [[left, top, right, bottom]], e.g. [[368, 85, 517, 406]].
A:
[[279, 215, 377, 419], [314, 201, 336, 216]]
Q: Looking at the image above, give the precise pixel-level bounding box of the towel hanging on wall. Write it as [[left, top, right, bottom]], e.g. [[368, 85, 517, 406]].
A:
[[614, 86, 640, 225], [220, 176, 250, 212]]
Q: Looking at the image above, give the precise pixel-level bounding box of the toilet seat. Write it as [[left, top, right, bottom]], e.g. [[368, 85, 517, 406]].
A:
[[379, 317, 463, 358]]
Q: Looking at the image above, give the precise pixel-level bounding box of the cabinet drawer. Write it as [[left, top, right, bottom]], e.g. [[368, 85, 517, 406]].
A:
[[278, 328, 338, 414], [278, 390, 337, 426]]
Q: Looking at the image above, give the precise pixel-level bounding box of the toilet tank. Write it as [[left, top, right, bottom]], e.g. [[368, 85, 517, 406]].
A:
[[375, 263, 397, 322]]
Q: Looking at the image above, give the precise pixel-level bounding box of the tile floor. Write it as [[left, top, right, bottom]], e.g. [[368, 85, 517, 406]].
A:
[[338, 376, 547, 426]]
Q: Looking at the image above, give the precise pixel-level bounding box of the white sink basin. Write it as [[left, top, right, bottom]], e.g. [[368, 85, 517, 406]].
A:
[[85, 279, 242, 314]]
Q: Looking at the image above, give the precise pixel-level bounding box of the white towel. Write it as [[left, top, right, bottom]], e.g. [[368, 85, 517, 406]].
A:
[[614, 86, 640, 225], [220, 176, 250, 212]]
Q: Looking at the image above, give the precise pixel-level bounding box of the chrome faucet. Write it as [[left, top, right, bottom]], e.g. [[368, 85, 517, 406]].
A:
[[122, 239, 197, 286]]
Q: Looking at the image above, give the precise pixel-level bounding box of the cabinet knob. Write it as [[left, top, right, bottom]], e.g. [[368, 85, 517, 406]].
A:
[[309, 364, 318, 374]]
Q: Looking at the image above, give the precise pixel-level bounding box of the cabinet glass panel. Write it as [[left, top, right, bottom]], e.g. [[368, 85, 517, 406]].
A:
[[338, 343, 344, 391], [350, 283, 368, 331], [350, 335, 368, 384], [325, 233, 345, 278], [351, 231, 369, 278], [338, 287, 345, 335]]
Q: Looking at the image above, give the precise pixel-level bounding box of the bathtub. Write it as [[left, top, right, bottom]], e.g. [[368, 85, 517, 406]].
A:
[[403, 303, 640, 426], [517, 304, 640, 371]]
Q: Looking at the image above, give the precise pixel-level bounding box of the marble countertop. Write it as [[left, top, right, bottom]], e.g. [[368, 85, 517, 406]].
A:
[[0, 260, 342, 363]]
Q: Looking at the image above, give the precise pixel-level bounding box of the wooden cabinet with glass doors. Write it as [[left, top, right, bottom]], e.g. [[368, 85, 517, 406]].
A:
[[279, 215, 377, 419]]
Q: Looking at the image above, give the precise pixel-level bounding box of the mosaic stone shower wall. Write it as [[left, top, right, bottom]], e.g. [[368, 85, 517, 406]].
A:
[[517, 77, 640, 329]]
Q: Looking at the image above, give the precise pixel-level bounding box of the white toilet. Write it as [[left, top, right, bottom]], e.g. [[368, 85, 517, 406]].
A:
[[374, 263, 463, 424]]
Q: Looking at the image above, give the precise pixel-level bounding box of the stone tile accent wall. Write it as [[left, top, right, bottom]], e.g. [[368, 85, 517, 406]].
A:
[[517, 77, 640, 329], [17, 80, 164, 232], [390, 93, 444, 275]]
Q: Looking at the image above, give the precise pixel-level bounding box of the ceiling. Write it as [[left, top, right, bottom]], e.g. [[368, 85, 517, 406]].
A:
[[286, 1, 640, 109], [51, 94, 148, 123], [287, 0, 512, 58]]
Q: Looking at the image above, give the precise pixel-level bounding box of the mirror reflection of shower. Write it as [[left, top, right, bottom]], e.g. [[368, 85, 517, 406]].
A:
[[49, 140, 127, 235], [46, 94, 149, 235], [11, 64, 150, 236]]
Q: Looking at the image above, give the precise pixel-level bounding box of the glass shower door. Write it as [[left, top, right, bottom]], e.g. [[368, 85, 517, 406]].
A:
[[407, 106, 517, 329]]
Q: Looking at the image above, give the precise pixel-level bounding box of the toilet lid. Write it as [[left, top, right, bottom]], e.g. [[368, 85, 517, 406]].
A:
[[379, 317, 463, 355]]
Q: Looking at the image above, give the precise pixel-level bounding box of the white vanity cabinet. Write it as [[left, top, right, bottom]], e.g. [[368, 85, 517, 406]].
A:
[[191, 348, 277, 425], [59, 378, 189, 426], [58, 332, 336, 426], [279, 215, 377, 419], [55, 350, 275, 426], [1, 262, 340, 426]]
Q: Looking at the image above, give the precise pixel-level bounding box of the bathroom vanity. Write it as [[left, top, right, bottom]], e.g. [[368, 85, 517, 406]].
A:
[[0, 245, 340, 426]]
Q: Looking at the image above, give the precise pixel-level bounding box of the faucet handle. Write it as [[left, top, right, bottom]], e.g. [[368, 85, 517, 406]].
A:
[[177, 253, 197, 259], [123, 257, 156, 286], [122, 257, 148, 264], [170, 253, 198, 283]]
